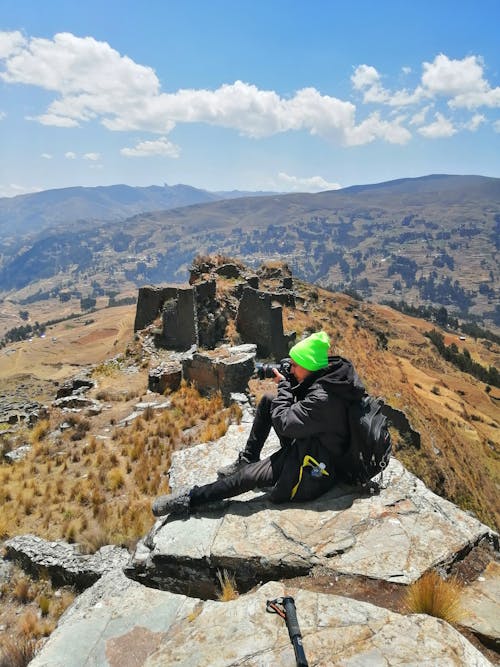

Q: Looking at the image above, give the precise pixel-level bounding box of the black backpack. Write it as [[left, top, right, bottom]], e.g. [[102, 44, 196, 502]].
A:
[[338, 394, 392, 488]]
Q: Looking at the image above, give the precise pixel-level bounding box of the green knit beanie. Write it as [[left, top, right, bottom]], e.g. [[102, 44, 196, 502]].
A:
[[289, 331, 330, 371]]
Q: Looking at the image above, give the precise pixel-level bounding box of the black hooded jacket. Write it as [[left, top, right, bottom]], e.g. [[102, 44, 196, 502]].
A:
[[269, 356, 365, 503]]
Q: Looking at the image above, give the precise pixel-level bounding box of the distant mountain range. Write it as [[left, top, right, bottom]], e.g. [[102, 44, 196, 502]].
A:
[[0, 174, 498, 329], [0, 183, 278, 239]]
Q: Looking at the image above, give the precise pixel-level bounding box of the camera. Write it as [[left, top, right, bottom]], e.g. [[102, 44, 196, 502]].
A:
[[255, 358, 292, 380]]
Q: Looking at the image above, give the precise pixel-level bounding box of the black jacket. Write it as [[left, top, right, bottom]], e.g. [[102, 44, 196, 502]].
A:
[[269, 356, 365, 503]]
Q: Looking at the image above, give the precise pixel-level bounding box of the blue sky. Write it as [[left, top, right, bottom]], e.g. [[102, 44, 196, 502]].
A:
[[1, 0, 499, 197]]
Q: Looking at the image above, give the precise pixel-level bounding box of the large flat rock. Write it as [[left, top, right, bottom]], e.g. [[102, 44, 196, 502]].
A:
[[128, 421, 494, 593], [460, 561, 500, 647], [30, 575, 493, 667]]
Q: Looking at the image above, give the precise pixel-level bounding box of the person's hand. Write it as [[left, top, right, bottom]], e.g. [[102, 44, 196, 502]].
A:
[[272, 367, 285, 384]]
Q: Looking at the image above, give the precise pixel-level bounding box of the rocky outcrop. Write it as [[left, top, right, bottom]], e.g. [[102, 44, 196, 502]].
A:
[[461, 561, 500, 650], [126, 420, 495, 598], [4, 535, 129, 591], [0, 399, 47, 426], [55, 376, 94, 399], [12, 416, 499, 665], [381, 402, 421, 448], [182, 345, 256, 402], [52, 395, 103, 413], [148, 361, 182, 394], [28, 575, 493, 667], [159, 287, 197, 349]]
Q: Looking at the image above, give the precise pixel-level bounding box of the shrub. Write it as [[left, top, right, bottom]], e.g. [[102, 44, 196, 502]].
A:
[[405, 570, 463, 623]]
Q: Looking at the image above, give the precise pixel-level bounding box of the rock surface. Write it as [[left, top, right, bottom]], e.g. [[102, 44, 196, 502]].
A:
[[4, 535, 129, 590], [8, 408, 499, 665], [461, 561, 500, 649], [128, 420, 494, 596], [29, 575, 493, 667]]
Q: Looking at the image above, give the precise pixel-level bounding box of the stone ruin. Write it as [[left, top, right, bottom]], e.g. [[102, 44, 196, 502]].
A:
[[135, 259, 297, 399], [134, 259, 295, 358]]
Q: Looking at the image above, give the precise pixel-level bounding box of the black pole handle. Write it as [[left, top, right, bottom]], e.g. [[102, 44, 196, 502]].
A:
[[282, 597, 301, 639], [282, 597, 309, 667]]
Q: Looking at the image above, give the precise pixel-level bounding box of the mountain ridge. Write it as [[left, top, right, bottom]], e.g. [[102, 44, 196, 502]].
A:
[[0, 182, 279, 238], [0, 174, 498, 331]]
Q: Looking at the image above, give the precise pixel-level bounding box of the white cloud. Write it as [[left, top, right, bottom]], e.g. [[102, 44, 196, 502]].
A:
[[0, 111, 6, 120], [351, 64, 380, 90], [277, 172, 342, 192], [83, 152, 100, 160], [409, 105, 431, 126], [41, 153, 52, 159], [352, 54, 500, 115], [0, 183, 42, 198], [422, 54, 500, 109], [65, 151, 77, 159], [418, 112, 457, 138], [494, 120, 500, 133], [464, 114, 485, 131], [346, 112, 412, 145], [421, 54, 486, 96], [35, 113, 80, 127], [1, 30, 498, 151], [121, 136, 180, 158], [351, 64, 424, 106], [450, 88, 500, 109], [0, 30, 26, 58], [402, 66, 412, 75], [0, 31, 387, 146]]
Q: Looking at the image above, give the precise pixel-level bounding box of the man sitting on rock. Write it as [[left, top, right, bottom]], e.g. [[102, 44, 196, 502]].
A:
[[152, 331, 365, 517]]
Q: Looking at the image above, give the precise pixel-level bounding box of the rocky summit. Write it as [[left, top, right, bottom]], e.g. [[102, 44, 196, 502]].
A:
[[25, 416, 499, 666]]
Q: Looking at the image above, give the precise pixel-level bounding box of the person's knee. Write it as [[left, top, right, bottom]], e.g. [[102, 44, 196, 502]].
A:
[[257, 393, 274, 413]]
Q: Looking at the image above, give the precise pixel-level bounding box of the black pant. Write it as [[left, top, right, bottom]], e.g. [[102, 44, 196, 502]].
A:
[[190, 449, 288, 506], [189, 393, 289, 507]]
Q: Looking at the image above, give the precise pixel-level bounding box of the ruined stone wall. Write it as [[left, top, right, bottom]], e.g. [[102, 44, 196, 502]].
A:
[[236, 287, 295, 360], [134, 285, 179, 332], [134, 263, 296, 358], [159, 288, 198, 350]]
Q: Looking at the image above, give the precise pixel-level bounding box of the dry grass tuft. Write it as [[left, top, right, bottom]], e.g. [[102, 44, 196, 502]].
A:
[[0, 636, 40, 667], [29, 419, 50, 444], [216, 569, 239, 601], [12, 576, 33, 604], [405, 570, 463, 623]]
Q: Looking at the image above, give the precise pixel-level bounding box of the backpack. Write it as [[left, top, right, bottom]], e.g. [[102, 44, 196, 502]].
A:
[[337, 394, 392, 488]]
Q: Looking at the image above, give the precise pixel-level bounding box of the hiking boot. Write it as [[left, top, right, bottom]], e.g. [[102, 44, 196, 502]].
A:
[[152, 487, 192, 517], [217, 452, 257, 478]]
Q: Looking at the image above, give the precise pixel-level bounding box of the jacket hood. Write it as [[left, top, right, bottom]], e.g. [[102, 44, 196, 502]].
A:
[[307, 355, 365, 401]]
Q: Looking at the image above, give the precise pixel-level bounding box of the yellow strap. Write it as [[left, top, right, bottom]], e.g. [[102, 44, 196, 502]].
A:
[[290, 454, 329, 500]]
